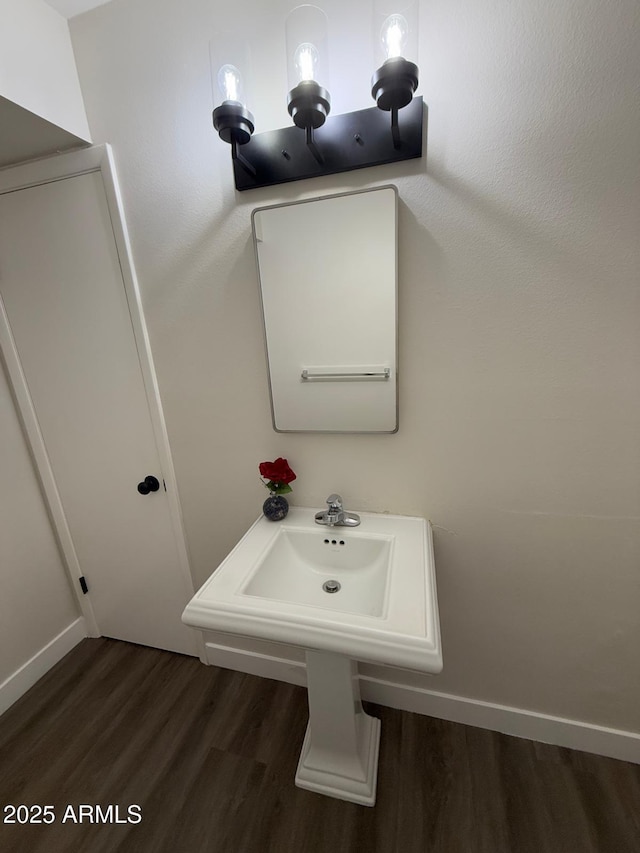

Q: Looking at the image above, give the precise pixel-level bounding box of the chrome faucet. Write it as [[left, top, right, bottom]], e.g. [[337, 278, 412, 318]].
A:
[[314, 494, 360, 527]]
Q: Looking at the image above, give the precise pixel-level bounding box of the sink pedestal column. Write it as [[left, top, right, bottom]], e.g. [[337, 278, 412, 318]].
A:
[[295, 650, 381, 806]]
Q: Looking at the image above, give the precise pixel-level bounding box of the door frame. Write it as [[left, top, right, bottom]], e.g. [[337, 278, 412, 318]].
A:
[[0, 145, 202, 657]]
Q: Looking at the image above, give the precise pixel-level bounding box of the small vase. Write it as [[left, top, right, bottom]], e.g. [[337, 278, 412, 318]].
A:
[[263, 494, 289, 521]]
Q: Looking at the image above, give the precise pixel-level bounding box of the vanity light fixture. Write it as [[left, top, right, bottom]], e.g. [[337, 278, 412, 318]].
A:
[[211, 58, 256, 177], [211, 3, 424, 191], [285, 5, 331, 165], [371, 5, 420, 150]]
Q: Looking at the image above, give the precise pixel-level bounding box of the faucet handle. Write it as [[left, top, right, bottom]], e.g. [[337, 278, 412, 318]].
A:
[[326, 493, 343, 508]]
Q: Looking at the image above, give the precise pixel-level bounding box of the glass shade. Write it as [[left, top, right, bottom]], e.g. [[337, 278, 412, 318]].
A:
[[285, 5, 330, 91], [209, 39, 252, 109], [372, 0, 418, 68]]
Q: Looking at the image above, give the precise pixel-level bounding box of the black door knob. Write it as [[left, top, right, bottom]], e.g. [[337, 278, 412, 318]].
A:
[[137, 475, 160, 495]]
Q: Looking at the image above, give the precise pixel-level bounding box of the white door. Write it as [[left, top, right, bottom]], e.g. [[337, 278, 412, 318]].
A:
[[0, 158, 197, 657]]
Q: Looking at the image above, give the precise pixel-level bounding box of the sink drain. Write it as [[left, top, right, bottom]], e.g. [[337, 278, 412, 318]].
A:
[[322, 580, 341, 594]]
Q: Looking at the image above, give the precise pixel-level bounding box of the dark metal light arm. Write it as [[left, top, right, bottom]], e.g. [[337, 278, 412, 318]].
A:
[[231, 139, 257, 177]]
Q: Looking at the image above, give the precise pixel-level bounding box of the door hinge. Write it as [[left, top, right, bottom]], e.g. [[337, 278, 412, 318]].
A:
[[79, 576, 89, 595]]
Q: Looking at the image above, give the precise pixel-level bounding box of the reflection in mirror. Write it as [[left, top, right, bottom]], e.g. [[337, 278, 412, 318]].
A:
[[252, 186, 398, 433]]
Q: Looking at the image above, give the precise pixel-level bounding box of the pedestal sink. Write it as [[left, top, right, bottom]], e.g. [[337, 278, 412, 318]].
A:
[[182, 507, 441, 806]]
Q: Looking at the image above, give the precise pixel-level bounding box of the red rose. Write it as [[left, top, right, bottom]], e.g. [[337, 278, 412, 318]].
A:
[[259, 457, 296, 485]]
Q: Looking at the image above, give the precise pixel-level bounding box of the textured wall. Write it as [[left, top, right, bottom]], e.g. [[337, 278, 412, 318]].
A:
[[70, 0, 640, 732], [0, 360, 79, 685]]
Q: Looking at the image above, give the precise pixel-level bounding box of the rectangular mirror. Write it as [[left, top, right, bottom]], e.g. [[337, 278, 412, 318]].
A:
[[252, 185, 398, 433]]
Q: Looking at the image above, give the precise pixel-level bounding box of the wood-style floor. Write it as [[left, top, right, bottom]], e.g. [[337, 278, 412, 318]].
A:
[[0, 639, 639, 853]]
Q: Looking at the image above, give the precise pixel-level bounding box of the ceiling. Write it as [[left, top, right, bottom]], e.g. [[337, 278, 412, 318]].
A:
[[0, 3, 100, 169], [0, 97, 88, 168], [43, 0, 112, 18]]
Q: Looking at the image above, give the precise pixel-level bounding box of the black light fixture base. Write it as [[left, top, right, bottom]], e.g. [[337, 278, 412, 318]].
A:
[[230, 96, 424, 191], [371, 57, 419, 112], [212, 102, 255, 145], [287, 80, 331, 130]]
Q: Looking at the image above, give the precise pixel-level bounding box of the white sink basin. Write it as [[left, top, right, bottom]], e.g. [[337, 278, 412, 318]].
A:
[[243, 527, 392, 617], [183, 506, 442, 673]]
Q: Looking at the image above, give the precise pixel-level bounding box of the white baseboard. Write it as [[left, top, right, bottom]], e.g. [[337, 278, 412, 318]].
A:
[[360, 675, 640, 765], [0, 618, 87, 717], [205, 642, 640, 766], [205, 641, 307, 686]]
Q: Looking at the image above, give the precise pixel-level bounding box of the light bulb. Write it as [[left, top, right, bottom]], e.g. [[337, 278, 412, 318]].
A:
[[294, 42, 319, 83], [381, 14, 408, 60], [217, 64, 244, 104]]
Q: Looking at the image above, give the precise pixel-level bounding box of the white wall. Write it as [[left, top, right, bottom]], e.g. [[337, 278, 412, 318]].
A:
[[0, 0, 90, 139], [0, 359, 80, 689], [69, 0, 640, 735]]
